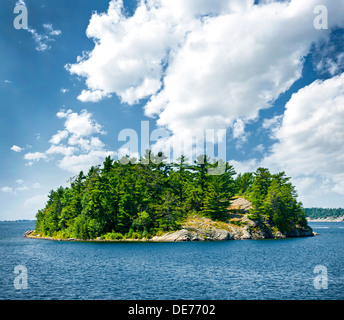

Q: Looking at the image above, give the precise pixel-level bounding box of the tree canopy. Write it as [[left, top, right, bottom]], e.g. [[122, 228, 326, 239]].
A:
[[34, 152, 308, 240]]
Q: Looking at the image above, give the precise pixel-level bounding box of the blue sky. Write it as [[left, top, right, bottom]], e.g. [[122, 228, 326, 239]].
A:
[[1, 0, 344, 220]]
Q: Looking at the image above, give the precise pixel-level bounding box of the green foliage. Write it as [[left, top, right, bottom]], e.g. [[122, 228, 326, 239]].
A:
[[34, 151, 309, 239], [235, 172, 254, 196], [245, 169, 308, 233], [102, 232, 124, 240]]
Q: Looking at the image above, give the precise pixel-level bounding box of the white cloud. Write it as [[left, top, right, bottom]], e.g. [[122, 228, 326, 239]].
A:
[[77, 90, 111, 103], [46, 144, 76, 156], [54, 110, 114, 173], [233, 119, 246, 140], [57, 109, 105, 137], [66, 0, 344, 155], [56, 109, 72, 118], [65, 0, 200, 104], [24, 152, 47, 162], [253, 144, 265, 153], [313, 31, 344, 77], [15, 0, 26, 6], [43, 23, 62, 36], [262, 73, 344, 205], [1, 187, 13, 193], [317, 54, 344, 76], [60, 88, 69, 93], [27, 23, 61, 52], [229, 159, 258, 176], [16, 186, 29, 192], [58, 150, 115, 174], [262, 114, 283, 139], [149, 1, 344, 139], [32, 183, 42, 189], [23, 109, 114, 173], [11, 145, 24, 152], [27, 27, 50, 51], [49, 130, 69, 145], [0, 179, 42, 195], [117, 146, 139, 161]]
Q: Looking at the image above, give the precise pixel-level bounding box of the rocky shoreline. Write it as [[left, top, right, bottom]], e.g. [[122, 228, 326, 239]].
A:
[[23, 224, 315, 242], [24, 221, 315, 243]]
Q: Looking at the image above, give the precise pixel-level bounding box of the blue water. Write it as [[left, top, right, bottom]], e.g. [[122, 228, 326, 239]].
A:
[[0, 221, 343, 300]]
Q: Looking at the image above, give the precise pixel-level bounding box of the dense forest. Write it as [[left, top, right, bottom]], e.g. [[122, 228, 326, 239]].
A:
[[304, 208, 344, 220], [34, 151, 308, 240]]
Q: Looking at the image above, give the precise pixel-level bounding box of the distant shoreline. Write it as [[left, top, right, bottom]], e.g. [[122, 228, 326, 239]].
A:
[[307, 216, 344, 222], [0, 220, 35, 222]]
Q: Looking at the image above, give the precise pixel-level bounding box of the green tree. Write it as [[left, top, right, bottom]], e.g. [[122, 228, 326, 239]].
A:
[[202, 161, 235, 221], [248, 168, 272, 219], [235, 172, 254, 195]]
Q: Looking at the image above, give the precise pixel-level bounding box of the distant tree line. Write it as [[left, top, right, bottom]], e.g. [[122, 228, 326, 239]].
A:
[[34, 151, 308, 240], [304, 207, 344, 220]]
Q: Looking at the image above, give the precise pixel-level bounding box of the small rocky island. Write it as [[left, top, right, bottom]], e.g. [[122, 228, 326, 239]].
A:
[[24, 154, 314, 242]]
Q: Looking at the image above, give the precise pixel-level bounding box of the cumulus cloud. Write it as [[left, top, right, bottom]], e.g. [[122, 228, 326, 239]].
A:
[[24, 152, 47, 162], [65, 0, 188, 104], [1, 187, 14, 193], [23, 109, 114, 174], [77, 90, 112, 103], [46, 145, 76, 156], [11, 145, 24, 152], [59, 149, 115, 173], [262, 115, 284, 139], [66, 0, 344, 152], [262, 73, 344, 205], [49, 130, 69, 145], [57, 109, 105, 137]]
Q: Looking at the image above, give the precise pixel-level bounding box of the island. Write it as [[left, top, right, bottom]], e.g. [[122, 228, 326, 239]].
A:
[[305, 207, 344, 222], [25, 152, 314, 242]]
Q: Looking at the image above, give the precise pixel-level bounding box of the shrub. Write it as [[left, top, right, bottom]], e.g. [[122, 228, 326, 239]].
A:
[[103, 232, 124, 240], [131, 232, 142, 239]]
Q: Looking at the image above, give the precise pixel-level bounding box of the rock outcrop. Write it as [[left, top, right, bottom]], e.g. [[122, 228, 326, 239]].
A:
[[151, 197, 314, 242], [151, 227, 233, 242]]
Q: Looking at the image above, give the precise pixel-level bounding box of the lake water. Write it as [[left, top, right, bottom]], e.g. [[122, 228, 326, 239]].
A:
[[0, 221, 343, 300]]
